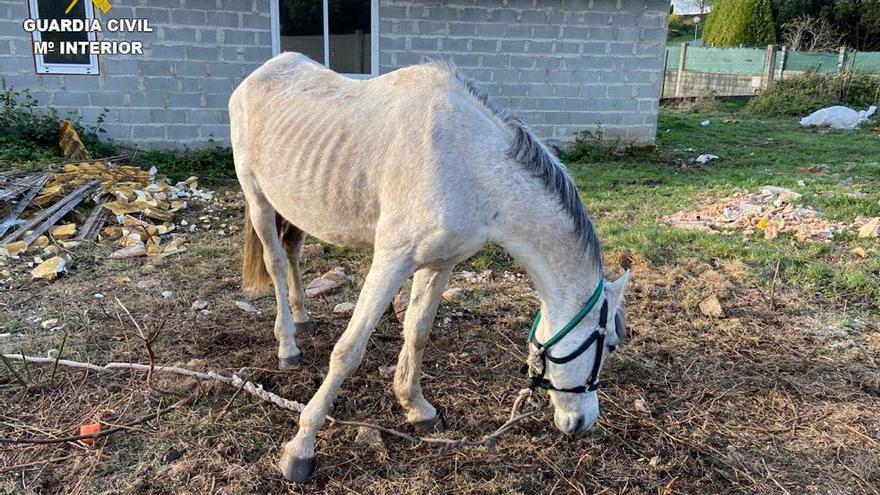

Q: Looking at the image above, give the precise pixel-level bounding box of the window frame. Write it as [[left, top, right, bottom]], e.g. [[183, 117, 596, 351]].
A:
[[27, 0, 100, 75], [270, 0, 379, 78]]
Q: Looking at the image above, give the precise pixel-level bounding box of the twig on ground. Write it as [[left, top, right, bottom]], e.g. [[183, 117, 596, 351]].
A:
[[115, 298, 158, 386], [769, 259, 781, 310], [2, 352, 541, 453], [19, 350, 31, 383], [0, 354, 27, 386], [0, 455, 75, 474], [49, 331, 67, 381]]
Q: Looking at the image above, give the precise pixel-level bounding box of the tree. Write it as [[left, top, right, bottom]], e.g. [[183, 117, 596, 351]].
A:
[[770, 0, 880, 51], [781, 15, 844, 51], [703, 0, 777, 46]]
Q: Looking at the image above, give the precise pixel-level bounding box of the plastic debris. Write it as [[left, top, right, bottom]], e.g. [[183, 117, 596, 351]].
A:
[[79, 422, 102, 445], [695, 154, 719, 164], [800, 105, 877, 130]]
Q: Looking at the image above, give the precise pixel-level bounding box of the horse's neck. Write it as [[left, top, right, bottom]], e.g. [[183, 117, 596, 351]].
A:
[[496, 197, 603, 336]]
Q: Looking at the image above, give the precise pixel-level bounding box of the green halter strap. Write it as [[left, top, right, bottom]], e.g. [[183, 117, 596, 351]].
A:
[[527, 278, 605, 350]]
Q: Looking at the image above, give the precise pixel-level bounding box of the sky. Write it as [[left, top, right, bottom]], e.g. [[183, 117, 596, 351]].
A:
[[672, 0, 712, 15]]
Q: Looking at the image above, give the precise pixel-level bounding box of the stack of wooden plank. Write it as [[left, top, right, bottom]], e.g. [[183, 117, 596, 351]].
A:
[[0, 159, 213, 280]]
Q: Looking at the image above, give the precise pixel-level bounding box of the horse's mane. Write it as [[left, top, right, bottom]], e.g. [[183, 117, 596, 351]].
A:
[[437, 62, 602, 264]]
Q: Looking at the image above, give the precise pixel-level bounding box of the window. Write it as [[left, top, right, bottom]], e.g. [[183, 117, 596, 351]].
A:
[[27, 0, 99, 75], [271, 0, 378, 77]]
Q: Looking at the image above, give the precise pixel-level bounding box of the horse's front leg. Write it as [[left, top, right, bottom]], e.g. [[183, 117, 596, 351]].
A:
[[393, 265, 453, 432], [278, 249, 415, 482]]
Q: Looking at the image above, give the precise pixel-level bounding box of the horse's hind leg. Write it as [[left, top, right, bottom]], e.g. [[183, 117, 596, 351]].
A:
[[279, 222, 315, 334], [279, 248, 415, 482], [243, 192, 301, 368], [393, 265, 453, 432]]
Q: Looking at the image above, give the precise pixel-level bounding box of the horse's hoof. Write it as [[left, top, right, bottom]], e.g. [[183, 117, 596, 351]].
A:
[[412, 416, 445, 434], [295, 320, 316, 334], [279, 455, 315, 483], [278, 353, 302, 369]]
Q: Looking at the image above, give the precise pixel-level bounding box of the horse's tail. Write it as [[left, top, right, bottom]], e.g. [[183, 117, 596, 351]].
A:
[[241, 202, 273, 296]]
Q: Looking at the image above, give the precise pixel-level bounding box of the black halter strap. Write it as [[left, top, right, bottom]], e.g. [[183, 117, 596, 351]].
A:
[[527, 299, 610, 394]]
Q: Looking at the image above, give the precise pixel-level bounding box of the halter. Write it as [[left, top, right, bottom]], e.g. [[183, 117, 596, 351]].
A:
[[525, 279, 611, 394]]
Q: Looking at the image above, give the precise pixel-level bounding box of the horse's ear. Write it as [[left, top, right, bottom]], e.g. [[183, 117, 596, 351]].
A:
[[606, 270, 631, 307]]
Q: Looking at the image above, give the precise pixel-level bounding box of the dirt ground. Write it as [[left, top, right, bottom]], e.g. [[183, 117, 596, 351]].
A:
[[1, 189, 878, 495]]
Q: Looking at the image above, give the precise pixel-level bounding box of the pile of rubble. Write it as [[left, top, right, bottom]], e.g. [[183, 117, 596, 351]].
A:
[[662, 186, 878, 242], [0, 157, 213, 281]]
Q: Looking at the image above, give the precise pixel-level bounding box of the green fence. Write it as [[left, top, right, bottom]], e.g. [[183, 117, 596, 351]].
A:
[[784, 51, 838, 73], [664, 45, 880, 75], [688, 47, 767, 74], [852, 51, 880, 73]]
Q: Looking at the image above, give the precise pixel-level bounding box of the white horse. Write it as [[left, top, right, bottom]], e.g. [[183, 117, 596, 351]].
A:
[[229, 52, 630, 482]]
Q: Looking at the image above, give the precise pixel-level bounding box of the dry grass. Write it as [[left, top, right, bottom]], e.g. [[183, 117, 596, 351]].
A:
[[1, 191, 878, 495]]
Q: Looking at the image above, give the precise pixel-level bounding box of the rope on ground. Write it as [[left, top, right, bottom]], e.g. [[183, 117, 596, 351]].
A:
[[1, 352, 541, 450]]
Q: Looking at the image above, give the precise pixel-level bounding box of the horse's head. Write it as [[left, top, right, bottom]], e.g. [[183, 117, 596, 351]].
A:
[[529, 271, 631, 435]]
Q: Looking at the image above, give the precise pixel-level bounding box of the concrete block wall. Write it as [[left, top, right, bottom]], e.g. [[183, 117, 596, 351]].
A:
[[0, 0, 272, 147], [379, 0, 670, 144], [662, 71, 762, 98]]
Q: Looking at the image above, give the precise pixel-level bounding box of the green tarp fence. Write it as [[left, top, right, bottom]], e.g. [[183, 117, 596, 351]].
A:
[[852, 51, 880, 73], [664, 46, 880, 75], [784, 51, 838, 73]]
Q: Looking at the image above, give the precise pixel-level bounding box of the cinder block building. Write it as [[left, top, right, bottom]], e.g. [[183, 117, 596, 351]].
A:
[[0, 0, 670, 148]]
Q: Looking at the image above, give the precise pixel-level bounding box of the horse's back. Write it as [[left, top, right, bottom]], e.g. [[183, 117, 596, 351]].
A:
[[230, 53, 504, 253]]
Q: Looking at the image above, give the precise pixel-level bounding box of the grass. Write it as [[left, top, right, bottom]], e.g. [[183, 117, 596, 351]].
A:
[[567, 101, 880, 305]]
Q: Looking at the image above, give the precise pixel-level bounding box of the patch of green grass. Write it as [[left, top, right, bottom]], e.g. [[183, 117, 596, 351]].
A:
[[128, 143, 235, 183], [568, 104, 880, 304]]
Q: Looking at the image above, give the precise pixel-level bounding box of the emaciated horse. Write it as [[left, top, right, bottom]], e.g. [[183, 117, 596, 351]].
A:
[[229, 52, 630, 482]]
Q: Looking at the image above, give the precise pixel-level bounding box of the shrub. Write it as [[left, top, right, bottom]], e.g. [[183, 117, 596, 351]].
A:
[[0, 88, 235, 181], [668, 14, 695, 41], [703, 0, 776, 47], [129, 143, 235, 182], [747, 72, 880, 116], [0, 88, 114, 163], [560, 128, 638, 164]]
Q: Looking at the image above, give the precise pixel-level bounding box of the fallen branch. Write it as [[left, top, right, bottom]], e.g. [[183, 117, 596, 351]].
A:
[[1, 352, 540, 452]]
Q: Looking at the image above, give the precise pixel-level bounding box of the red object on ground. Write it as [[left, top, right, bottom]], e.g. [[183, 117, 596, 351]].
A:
[[79, 423, 102, 445]]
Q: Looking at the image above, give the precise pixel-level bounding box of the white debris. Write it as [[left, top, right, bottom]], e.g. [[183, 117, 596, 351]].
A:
[[800, 105, 877, 129], [234, 300, 261, 313], [40, 318, 59, 329], [333, 302, 356, 314], [442, 288, 464, 302], [191, 299, 209, 311], [378, 364, 397, 378], [695, 154, 719, 164], [161, 291, 174, 299], [701, 119, 711, 127]]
